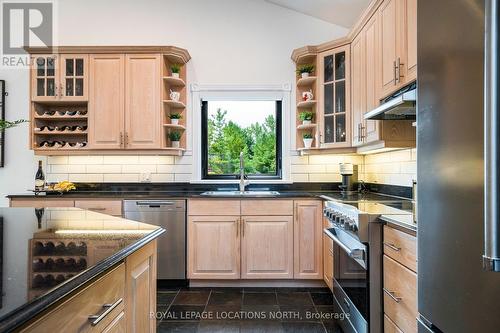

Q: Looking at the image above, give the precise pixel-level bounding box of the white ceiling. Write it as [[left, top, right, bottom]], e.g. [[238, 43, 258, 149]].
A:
[[265, 0, 372, 28]]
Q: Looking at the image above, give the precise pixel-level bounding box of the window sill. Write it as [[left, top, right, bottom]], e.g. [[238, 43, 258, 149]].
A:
[[190, 179, 293, 185]]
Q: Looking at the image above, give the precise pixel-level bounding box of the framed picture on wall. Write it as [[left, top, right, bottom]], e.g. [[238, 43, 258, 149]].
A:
[[0, 80, 5, 168]]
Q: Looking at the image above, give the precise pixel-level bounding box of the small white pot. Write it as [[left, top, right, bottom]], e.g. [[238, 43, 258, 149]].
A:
[[172, 73, 180, 78], [301, 72, 310, 79], [303, 138, 313, 149], [302, 120, 312, 125], [171, 141, 180, 148], [171, 119, 180, 125]]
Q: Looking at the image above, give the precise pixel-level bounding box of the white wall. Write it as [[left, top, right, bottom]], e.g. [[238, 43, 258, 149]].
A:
[[0, 0, 348, 206]]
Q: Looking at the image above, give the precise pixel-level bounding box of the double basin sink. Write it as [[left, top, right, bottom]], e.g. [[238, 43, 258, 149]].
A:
[[200, 190, 280, 197]]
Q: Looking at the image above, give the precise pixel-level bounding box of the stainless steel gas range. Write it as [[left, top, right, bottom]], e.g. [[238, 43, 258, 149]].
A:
[[323, 200, 412, 333]]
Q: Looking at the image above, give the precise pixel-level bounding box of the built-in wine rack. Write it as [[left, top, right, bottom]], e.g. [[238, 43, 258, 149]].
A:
[[29, 239, 88, 299], [31, 102, 88, 151]]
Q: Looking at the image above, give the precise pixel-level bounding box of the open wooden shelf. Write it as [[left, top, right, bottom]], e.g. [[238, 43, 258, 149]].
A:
[[163, 124, 186, 130], [163, 76, 185, 87], [34, 115, 88, 120], [34, 131, 88, 135], [296, 123, 318, 130], [297, 100, 317, 108], [297, 76, 317, 87], [163, 100, 186, 109]]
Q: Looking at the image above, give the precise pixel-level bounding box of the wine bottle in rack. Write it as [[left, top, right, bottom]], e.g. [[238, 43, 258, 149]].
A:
[[35, 160, 45, 191]]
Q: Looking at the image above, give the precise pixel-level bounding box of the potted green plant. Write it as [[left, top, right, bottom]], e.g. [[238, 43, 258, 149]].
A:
[[296, 64, 315, 79], [170, 64, 182, 78], [299, 111, 314, 125], [169, 131, 181, 148], [303, 133, 313, 149], [169, 113, 182, 125], [0, 119, 28, 132]]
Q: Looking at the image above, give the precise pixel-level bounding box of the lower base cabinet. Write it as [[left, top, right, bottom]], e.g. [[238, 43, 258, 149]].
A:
[[20, 240, 157, 333], [323, 234, 334, 290], [187, 215, 241, 279], [241, 215, 293, 279]]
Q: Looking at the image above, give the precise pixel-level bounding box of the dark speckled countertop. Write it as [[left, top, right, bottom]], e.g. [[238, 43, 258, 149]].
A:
[[0, 207, 164, 332]]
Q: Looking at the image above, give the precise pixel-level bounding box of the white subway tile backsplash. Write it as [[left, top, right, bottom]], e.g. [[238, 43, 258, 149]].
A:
[[122, 164, 157, 173], [291, 173, 309, 182], [151, 173, 175, 182], [156, 164, 176, 173], [291, 164, 325, 174], [50, 164, 86, 174], [290, 155, 309, 165], [175, 155, 193, 165], [309, 173, 342, 182], [158, 156, 175, 164], [103, 173, 140, 182], [68, 155, 104, 165], [138, 156, 159, 164], [86, 165, 122, 174], [102, 155, 139, 165], [46, 173, 69, 182], [69, 174, 104, 182], [47, 156, 68, 165], [174, 173, 192, 182]]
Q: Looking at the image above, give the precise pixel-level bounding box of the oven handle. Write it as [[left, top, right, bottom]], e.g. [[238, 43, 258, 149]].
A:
[[323, 229, 365, 261]]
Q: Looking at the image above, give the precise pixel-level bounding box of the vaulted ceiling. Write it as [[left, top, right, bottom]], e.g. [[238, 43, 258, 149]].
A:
[[265, 0, 372, 28]]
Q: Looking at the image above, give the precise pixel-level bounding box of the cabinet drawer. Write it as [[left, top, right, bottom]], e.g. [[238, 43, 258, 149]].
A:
[[241, 200, 293, 215], [10, 199, 74, 208], [21, 264, 125, 332], [383, 225, 417, 272], [383, 255, 417, 333], [75, 200, 123, 216], [384, 314, 403, 333], [188, 199, 240, 216]]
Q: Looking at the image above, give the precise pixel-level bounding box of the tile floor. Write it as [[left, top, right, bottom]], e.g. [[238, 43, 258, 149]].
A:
[[156, 287, 344, 333]]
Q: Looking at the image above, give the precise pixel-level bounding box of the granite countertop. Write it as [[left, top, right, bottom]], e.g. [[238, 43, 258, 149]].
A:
[[380, 213, 417, 232], [0, 207, 164, 332]]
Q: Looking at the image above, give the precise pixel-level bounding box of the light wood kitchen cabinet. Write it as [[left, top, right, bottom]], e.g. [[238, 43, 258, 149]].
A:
[[351, 32, 365, 147], [378, 0, 417, 98], [323, 234, 334, 291], [125, 54, 161, 149], [125, 240, 157, 333], [19, 239, 158, 333], [383, 225, 417, 272], [383, 254, 417, 333], [20, 264, 126, 332], [318, 45, 351, 148], [10, 198, 75, 208], [294, 200, 323, 279], [74, 199, 123, 216], [384, 314, 403, 333], [88, 54, 125, 149], [241, 215, 294, 279], [188, 215, 241, 279], [31, 54, 88, 101], [405, 0, 417, 82]]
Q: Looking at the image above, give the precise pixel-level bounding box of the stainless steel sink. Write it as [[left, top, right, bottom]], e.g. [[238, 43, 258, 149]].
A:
[[201, 190, 280, 197]]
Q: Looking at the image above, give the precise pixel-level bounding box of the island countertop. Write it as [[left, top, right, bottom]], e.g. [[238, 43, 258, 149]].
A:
[[0, 207, 164, 332]]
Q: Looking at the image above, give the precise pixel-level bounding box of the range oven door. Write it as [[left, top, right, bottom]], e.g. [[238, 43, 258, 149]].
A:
[[324, 227, 369, 333]]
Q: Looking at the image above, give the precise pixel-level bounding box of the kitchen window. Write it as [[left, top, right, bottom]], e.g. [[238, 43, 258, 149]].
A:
[[201, 100, 282, 180]]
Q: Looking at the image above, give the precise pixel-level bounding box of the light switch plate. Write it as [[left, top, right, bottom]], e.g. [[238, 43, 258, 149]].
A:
[[140, 172, 152, 183]]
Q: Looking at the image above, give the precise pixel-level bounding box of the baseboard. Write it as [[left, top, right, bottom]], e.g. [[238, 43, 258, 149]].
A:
[[189, 279, 327, 288]]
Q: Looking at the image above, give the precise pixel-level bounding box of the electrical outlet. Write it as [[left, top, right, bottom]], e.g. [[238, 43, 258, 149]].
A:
[[140, 172, 151, 183]]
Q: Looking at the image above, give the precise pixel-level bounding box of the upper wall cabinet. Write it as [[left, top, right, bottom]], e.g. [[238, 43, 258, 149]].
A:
[[379, 0, 417, 98], [27, 46, 191, 155], [31, 54, 88, 101]]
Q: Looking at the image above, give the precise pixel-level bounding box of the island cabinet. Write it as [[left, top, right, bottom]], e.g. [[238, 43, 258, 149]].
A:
[[10, 198, 123, 217], [383, 225, 417, 333], [19, 240, 157, 333], [187, 199, 322, 281]]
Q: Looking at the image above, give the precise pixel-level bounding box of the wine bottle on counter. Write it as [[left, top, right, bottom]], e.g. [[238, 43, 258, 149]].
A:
[[35, 160, 45, 191]]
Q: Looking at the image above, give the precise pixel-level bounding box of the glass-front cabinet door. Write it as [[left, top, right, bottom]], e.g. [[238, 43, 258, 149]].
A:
[[60, 54, 88, 101], [31, 55, 58, 101], [319, 46, 351, 147], [31, 54, 88, 101]]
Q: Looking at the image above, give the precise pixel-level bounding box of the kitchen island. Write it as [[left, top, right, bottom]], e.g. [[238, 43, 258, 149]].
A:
[[0, 207, 164, 332]]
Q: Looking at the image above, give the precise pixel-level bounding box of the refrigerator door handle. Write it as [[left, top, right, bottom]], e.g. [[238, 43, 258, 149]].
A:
[[484, 0, 500, 272]]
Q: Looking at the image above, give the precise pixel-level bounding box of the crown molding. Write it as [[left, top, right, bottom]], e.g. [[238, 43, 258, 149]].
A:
[[24, 46, 191, 63]]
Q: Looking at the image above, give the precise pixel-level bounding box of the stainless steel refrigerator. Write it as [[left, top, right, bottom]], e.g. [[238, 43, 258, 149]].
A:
[[418, 0, 500, 332]]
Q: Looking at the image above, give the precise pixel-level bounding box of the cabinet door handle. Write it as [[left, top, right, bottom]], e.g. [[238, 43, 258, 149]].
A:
[[396, 57, 404, 84], [87, 207, 106, 211], [394, 60, 398, 85], [236, 218, 239, 236], [88, 298, 123, 326], [59, 83, 64, 98], [383, 242, 401, 252], [383, 288, 402, 303], [242, 218, 245, 237], [125, 132, 129, 147], [120, 132, 124, 147]]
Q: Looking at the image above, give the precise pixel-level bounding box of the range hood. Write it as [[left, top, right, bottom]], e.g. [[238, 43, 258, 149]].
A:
[[364, 88, 416, 120]]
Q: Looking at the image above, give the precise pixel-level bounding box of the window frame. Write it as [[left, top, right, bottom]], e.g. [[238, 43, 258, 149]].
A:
[[201, 100, 283, 180]]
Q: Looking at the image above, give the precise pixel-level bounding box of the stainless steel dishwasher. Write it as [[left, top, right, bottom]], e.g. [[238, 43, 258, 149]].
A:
[[124, 200, 186, 280]]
